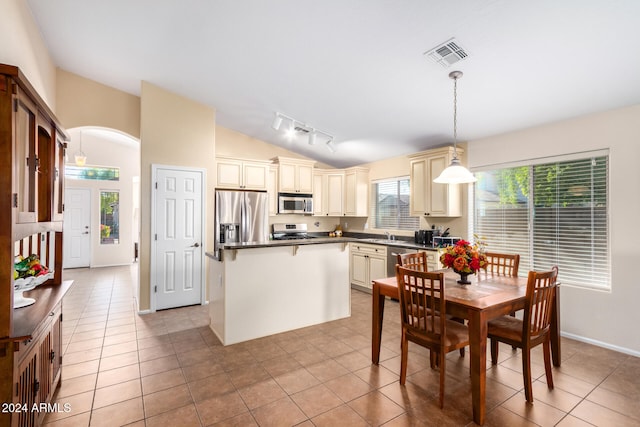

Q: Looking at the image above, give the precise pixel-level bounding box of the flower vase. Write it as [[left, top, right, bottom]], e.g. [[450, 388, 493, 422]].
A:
[[455, 270, 471, 285]]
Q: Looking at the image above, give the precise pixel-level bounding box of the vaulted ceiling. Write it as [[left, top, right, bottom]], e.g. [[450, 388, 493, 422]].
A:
[[27, 0, 640, 167]]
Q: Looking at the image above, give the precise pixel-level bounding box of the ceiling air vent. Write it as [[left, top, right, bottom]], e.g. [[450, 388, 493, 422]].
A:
[[424, 38, 469, 68]]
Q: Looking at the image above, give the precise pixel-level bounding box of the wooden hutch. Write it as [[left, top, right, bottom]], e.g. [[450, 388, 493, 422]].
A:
[[0, 64, 71, 427]]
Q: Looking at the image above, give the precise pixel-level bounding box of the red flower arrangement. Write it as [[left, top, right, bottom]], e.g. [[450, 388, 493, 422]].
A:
[[439, 239, 488, 275]]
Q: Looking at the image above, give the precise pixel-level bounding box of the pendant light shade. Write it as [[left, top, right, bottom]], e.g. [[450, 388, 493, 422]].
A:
[[433, 157, 477, 183], [434, 71, 477, 184], [74, 131, 87, 166]]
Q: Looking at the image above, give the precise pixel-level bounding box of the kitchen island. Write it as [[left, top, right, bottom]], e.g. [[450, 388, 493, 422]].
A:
[[207, 238, 351, 345]]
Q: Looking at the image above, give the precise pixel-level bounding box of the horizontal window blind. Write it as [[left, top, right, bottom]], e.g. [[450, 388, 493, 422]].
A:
[[474, 154, 609, 290], [371, 177, 419, 231]]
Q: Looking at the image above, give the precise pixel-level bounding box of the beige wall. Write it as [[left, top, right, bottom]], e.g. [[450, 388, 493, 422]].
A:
[[0, 0, 57, 109], [468, 104, 640, 355], [139, 81, 216, 311], [57, 69, 141, 137]]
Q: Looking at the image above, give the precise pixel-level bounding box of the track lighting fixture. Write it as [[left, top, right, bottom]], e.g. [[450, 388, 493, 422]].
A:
[[271, 112, 335, 152]]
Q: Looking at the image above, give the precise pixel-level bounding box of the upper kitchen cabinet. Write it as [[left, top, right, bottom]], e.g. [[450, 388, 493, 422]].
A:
[[216, 156, 270, 190], [344, 167, 369, 217], [275, 157, 314, 193], [313, 170, 344, 216], [409, 147, 463, 217]]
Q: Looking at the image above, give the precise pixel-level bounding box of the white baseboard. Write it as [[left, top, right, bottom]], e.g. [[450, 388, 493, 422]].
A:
[[561, 331, 640, 358]]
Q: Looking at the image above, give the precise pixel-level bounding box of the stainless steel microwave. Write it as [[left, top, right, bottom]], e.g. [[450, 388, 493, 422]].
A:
[[278, 193, 313, 214]]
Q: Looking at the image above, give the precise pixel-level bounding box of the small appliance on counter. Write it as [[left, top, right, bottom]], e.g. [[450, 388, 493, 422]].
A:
[[272, 223, 315, 240], [414, 228, 440, 246], [432, 236, 462, 247]]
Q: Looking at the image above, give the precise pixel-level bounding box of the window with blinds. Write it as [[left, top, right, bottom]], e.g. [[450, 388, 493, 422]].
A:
[[371, 177, 419, 231], [473, 154, 609, 290]]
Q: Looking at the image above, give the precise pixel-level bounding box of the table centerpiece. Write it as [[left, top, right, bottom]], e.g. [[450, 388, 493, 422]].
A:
[[439, 238, 487, 284]]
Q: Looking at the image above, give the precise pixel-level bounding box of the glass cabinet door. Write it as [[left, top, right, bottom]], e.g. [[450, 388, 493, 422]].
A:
[[14, 91, 38, 223]]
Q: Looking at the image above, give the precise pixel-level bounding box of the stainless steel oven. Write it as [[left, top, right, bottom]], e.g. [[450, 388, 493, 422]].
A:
[[278, 193, 313, 214]]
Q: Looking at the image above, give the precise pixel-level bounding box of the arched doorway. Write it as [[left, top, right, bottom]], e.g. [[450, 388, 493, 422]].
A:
[[63, 127, 140, 268]]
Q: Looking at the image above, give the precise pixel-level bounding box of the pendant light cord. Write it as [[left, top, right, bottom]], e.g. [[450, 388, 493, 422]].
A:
[[452, 73, 459, 159]]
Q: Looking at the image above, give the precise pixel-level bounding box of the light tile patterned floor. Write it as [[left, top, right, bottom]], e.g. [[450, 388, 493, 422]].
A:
[[44, 265, 640, 426]]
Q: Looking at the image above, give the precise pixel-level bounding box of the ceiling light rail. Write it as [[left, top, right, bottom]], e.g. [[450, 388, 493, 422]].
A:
[[272, 112, 335, 152]]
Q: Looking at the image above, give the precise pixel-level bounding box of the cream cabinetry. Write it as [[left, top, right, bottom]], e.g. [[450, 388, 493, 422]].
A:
[[275, 157, 314, 193], [313, 167, 367, 217], [344, 167, 369, 217], [350, 243, 387, 290], [409, 147, 463, 217], [216, 157, 270, 190], [267, 166, 278, 215], [327, 172, 345, 216], [314, 170, 345, 216]]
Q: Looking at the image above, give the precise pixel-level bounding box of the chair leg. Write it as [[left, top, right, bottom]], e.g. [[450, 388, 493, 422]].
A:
[[459, 347, 465, 357], [522, 348, 533, 403], [439, 350, 446, 409], [543, 337, 554, 390], [490, 339, 499, 365], [430, 350, 438, 369], [400, 333, 408, 385]]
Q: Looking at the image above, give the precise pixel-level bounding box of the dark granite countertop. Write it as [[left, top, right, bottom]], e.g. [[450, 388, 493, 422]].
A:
[[206, 235, 442, 256]]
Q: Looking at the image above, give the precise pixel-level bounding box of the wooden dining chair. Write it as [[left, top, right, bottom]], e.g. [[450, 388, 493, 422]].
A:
[[396, 251, 428, 272], [487, 266, 558, 403], [396, 265, 469, 408], [484, 252, 521, 322], [484, 252, 520, 277]]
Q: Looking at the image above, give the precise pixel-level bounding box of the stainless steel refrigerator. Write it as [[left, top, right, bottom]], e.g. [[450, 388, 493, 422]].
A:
[[214, 190, 269, 260]]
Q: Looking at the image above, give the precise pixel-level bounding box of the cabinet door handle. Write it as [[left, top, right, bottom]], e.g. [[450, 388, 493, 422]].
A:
[[33, 380, 40, 396], [50, 350, 55, 362]]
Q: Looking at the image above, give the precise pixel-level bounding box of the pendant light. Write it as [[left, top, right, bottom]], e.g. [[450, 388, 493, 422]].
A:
[[74, 130, 87, 166], [433, 71, 477, 184]]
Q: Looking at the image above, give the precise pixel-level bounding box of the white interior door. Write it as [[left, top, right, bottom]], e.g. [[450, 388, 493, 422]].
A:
[[153, 166, 205, 310], [63, 188, 91, 268]]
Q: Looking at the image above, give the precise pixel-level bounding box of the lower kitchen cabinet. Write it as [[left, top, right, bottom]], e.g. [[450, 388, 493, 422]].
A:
[[350, 243, 387, 290], [418, 249, 443, 272]]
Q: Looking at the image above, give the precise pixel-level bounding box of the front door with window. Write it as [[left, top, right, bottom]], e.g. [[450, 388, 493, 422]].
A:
[[63, 188, 91, 268]]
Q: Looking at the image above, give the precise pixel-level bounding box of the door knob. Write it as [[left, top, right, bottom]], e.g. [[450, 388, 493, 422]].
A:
[[191, 243, 200, 248], [82, 231, 89, 234]]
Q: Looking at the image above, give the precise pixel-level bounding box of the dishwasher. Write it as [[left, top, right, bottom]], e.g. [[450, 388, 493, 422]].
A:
[[386, 245, 417, 277]]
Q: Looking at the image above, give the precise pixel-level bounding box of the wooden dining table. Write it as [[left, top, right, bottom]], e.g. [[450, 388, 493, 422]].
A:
[[371, 270, 561, 426]]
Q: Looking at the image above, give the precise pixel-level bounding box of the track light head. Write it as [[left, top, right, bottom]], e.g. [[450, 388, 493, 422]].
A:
[[325, 139, 336, 153], [272, 114, 283, 130], [285, 120, 297, 141], [308, 130, 317, 145]]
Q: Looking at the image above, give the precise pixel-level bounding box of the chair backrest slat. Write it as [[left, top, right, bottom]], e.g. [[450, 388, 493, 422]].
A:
[[397, 252, 428, 272], [396, 265, 445, 341], [524, 266, 558, 339], [485, 252, 520, 277]]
